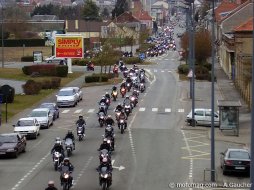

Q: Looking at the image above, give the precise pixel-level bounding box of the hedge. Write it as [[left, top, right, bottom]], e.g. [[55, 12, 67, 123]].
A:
[[22, 65, 68, 77], [21, 56, 34, 62], [178, 64, 189, 75], [0, 39, 45, 47], [40, 77, 61, 89], [22, 80, 42, 95], [122, 57, 142, 65], [85, 73, 114, 83]]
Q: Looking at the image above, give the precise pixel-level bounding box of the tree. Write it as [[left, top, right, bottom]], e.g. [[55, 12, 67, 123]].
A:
[[82, 0, 100, 20], [111, 0, 129, 18], [180, 28, 212, 64], [101, 7, 110, 19]]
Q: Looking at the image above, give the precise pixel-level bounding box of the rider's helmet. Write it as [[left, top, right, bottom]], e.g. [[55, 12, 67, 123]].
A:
[[107, 115, 111, 119], [126, 95, 129, 99], [55, 137, 61, 145], [79, 115, 83, 120], [63, 157, 70, 165], [67, 130, 73, 135], [48, 180, 55, 187], [102, 157, 108, 163], [118, 103, 121, 106], [103, 138, 107, 144], [121, 110, 125, 114], [105, 92, 109, 96]]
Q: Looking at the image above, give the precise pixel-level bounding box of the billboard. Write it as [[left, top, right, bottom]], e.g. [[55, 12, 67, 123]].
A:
[[33, 51, 43, 64], [220, 107, 238, 130], [55, 35, 83, 58]]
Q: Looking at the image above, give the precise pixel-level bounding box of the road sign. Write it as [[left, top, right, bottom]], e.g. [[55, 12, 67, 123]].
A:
[[55, 35, 84, 58], [139, 53, 145, 60]]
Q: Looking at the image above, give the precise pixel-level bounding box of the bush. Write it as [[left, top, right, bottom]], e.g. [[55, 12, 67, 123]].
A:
[[21, 56, 34, 62], [195, 65, 209, 75], [51, 77, 61, 88], [123, 57, 141, 65], [22, 80, 41, 95], [203, 62, 212, 71], [178, 64, 189, 74], [40, 79, 52, 89], [56, 66, 68, 77], [22, 66, 30, 75], [85, 73, 110, 83]]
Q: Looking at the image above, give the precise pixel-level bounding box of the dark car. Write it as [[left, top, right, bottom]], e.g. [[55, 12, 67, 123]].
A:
[[220, 148, 250, 175], [39, 103, 59, 120], [0, 133, 26, 158]]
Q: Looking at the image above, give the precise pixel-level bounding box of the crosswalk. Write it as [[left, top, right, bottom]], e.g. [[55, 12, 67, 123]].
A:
[[147, 69, 172, 73], [60, 108, 185, 114]]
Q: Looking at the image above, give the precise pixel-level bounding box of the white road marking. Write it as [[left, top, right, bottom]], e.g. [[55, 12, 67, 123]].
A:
[[139, 107, 145, 112], [11, 152, 50, 190], [62, 109, 70, 113], [165, 108, 171, 112], [161, 70, 165, 72], [154, 69, 157, 72], [74, 109, 83, 114], [168, 70, 172, 73], [178, 109, 185, 113], [165, 58, 169, 60], [152, 108, 158, 112], [88, 109, 95, 113]]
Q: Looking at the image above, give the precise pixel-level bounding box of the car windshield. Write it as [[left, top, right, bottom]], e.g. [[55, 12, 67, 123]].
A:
[[17, 120, 34, 126], [58, 90, 73, 96], [0, 135, 17, 143], [31, 111, 47, 117], [229, 151, 250, 159]]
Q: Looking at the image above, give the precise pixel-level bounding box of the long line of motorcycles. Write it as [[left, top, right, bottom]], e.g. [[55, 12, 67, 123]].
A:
[[51, 62, 147, 190]]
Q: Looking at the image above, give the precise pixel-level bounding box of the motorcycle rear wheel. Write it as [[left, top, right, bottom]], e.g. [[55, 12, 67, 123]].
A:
[[102, 181, 107, 190]]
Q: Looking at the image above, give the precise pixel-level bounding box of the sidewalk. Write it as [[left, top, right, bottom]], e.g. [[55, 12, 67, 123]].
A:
[[209, 63, 251, 147]]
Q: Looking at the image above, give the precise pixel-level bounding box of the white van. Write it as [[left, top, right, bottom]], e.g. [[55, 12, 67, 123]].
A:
[[186, 108, 219, 127]]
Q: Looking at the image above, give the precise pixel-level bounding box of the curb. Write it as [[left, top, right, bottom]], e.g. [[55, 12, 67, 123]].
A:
[[144, 69, 154, 83]]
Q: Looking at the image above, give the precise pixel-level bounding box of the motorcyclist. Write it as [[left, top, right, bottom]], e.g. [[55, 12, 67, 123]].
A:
[[118, 110, 127, 129], [105, 125, 115, 150], [132, 89, 139, 98], [97, 157, 113, 186], [76, 115, 85, 136], [115, 103, 123, 112], [58, 158, 74, 186], [99, 96, 107, 104], [123, 95, 131, 106], [120, 81, 126, 89], [105, 92, 110, 100], [105, 115, 115, 126], [45, 180, 58, 190], [64, 130, 75, 150], [97, 106, 107, 116], [112, 85, 117, 91], [51, 138, 65, 157], [98, 138, 111, 152], [126, 76, 132, 84]]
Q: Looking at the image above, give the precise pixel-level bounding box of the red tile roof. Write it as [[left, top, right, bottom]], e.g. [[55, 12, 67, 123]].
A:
[[215, 0, 238, 22], [113, 12, 140, 23], [234, 17, 253, 32], [133, 10, 152, 21]]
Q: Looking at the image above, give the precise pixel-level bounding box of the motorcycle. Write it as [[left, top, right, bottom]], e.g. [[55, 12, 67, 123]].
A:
[[130, 95, 138, 107], [99, 102, 107, 114], [77, 124, 85, 141], [123, 70, 129, 78], [60, 166, 72, 190], [99, 149, 111, 164], [124, 104, 131, 117], [98, 112, 106, 127], [87, 63, 95, 71], [53, 151, 63, 171], [139, 82, 146, 93], [120, 87, 126, 98], [105, 97, 110, 107], [99, 167, 112, 190], [126, 82, 132, 92], [115, 110, 121, 121], [64, 138, 74, 157], [111, 90, 118, 101], [105, 136, 114, 151], [118, 119, 126, 134]]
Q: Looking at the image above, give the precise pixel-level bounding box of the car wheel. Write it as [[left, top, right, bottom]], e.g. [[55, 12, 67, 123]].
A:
[[51, 121, 53, 126], [34, 133, 37, 139], [57, 113, 60, 118], [46, 122, 49, 129]]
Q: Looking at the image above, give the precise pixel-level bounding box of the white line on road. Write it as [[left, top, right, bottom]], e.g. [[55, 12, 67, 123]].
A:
[[74, 109, 83, 114], [72, 156, 93, 187], [152, 108, 158, 112], [161, 70, 165, 72], [87, 109, 95, 113], [62, 109, 70, 113], [154, 69, 157, 72], [165, 108, 171, 112], [139, 107, 145, 112], [11, 152, 50, 190], [178, 109, 185, 113], [168, 70, 172, 73]]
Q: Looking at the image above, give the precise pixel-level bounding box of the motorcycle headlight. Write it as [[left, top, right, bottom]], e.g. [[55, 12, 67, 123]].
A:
[[120, 119, 124, 123], [131, 97, 135, 101], [107, 140, 111, 143], [64, 173, 69, 178], [104, 174, 108, 178]]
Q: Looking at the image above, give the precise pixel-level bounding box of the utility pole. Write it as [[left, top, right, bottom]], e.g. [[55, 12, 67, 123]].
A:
[[250, 1, 254, 189], [210, 0, 216, 182], [1, 4, 4, 68]]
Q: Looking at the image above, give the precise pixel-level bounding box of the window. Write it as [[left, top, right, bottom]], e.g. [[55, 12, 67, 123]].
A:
[[205, 111, 211, 116], [195, 111, 203, 116]]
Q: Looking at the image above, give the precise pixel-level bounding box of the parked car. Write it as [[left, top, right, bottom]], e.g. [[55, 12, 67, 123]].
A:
[[39, 103, 59, 120], [68, 87, 83, 102], [220, 148, 250, 175], [29, 108, 54, 129], [13, 118, 40, 139], [45, 56, 65, 63], [186, 108, 219, 126], [0, 133, 26, 158], [56, 88, 79, 107]]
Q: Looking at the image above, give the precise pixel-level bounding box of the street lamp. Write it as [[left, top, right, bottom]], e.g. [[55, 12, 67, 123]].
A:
[[0, 2, 4, 68]]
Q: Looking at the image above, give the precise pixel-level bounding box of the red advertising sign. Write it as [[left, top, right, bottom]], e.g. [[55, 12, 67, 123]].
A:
[[55, 35, 83, 58]]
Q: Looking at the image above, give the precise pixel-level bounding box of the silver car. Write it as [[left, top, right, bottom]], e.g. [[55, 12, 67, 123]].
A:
[[45, 56, 65, 63], [68, 87, 83, 102], [29, 108, 54, 129], [56, 88, 79, 107], [13, 117, 40, 139]]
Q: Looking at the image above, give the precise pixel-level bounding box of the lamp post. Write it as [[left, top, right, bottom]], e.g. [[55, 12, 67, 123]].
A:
[[250, 1, 254, 188], [210, 0, 216, 182], [1, 3, 4, 68]]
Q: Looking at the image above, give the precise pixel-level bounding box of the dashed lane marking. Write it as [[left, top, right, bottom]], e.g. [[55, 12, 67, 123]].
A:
[[88, 109, 95, 113], [178, 108, 185, 112], [139, 107, 145, 112], [62, 109, 70, 113], [154, 69, 158, 72], [74, 109, 83, 114], [161, 70, 165, 72], [165, 108, 171, 112], [152, 108, 158, 112]]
